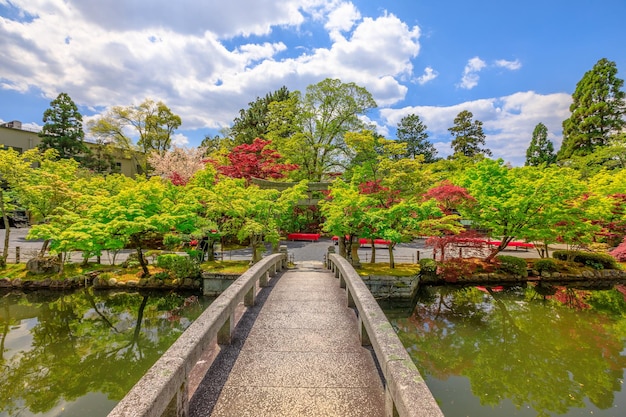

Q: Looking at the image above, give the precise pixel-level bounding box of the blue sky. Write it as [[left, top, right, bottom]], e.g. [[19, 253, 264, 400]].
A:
[[1, 0, 624, 165]]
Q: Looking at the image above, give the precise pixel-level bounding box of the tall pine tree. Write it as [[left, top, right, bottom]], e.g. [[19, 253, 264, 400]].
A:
[[448, 110, 491, 158], [558, 58, 625, 160], [231, 86, 291, 145], [396, 114, 438, 162], [525, 123, 556, 166], [38, 92, 86, 160]]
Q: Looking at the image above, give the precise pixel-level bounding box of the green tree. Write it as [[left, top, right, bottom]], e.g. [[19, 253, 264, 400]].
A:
[[0, 147, 32, 266], [88, 177, 195, 276], [202, 178, 306, 263], [231, 86, 291, 145], [88, 99, 182, 174], [396, 113, 438, 162], [38, 92, 87, 160], [319, 180, 371, 265], [558, 58, 626, 160], [459, 161, 592, 261], [448, 110, 492, 158], [15, 151, 82, 255], [525, 122, 556, 166], [267, 78, 377, 181], [343, 130, 387, 183], [516, 168, 601, 256]]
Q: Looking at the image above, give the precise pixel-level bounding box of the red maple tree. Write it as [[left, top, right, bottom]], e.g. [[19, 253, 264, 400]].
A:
[[423, 180, 475, 214], [214, 138, 298, 182]]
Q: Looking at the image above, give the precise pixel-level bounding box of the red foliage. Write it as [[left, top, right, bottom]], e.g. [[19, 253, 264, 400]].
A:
[[436, 258, 478, 283], [424, 180, 475, 214], [168, 172, 187, 186], [592, 194, 626, 246], [216, 138, 298, 181], [358, 180, 401, 208], [610, 237, 626, 262]]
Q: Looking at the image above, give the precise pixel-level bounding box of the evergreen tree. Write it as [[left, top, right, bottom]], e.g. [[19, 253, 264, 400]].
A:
[[558, 58, 626, 160], [396, 114, 438, 162], [448, 110, 492, 158], [231, 86, 290, 145], [525, 122, 556, 166], [38, 92, 86, 160]]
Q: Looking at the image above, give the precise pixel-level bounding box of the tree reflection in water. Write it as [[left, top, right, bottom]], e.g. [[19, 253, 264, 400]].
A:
[[390, 285, 626, 417], [0, 289, 208, 417]]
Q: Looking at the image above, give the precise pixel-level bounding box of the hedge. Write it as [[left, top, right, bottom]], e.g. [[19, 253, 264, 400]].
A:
[[156, 254, 201, 279], [419, 258, 438, 275], [495, 255, 528, 277], [552, 250, 618, 270]]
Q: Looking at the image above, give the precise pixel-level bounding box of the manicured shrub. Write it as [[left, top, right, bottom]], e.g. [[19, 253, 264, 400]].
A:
[[552, 250, 618, 270], [157, 254, 201, 279], [534, 258, 557, 273], [419, 258, 437, 274], [495, 255, 528, 277]]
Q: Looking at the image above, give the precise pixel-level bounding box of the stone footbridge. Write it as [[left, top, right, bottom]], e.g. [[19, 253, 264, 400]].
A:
[[107, 254, 443, 417]]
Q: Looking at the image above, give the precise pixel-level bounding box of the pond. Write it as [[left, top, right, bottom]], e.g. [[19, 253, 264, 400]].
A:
[[384, 283, 626, 417], [0, 289, 213, 417]]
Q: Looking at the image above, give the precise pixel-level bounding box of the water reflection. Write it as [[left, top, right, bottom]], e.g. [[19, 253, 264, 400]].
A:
[[0, 289, 211, 417], [386, 284, 626, 417]]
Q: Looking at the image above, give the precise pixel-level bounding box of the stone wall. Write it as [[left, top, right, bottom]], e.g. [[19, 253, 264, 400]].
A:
[[359, 274, 419, 299], [202, 272, 240, 295]]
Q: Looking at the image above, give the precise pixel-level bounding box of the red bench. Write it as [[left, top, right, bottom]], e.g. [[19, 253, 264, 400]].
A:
[[484, 240, 534, 250], [287, 233, 321, 241]]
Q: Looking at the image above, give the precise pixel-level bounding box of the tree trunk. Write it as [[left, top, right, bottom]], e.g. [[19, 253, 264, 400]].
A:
[[136, 247, 150, 277], [370, 239, 376, 264], [388, 243, 395, 269], [484, 236, 515, 263], [250, 234, 262, 264], [338, 236, 347, 258], [350, 235, 361, 267], [206, 240, 216, 262], [39, 239, 50, 257], [58, 253, 65, 275], [0, 189, 9, 267]]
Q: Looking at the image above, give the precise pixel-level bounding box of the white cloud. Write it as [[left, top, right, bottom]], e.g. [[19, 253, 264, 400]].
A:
[[171, 133, 189, 147], [0, 1, 421, 132], [380, 91, 572, 166], [495, 59, 522, 70], [325, 1, 361, 40], [458, 56, 487, 89], [416, 66, 438, 85]]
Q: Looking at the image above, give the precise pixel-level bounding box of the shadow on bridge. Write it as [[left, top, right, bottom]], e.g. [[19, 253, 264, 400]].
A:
[[188, 272, 276, 416]]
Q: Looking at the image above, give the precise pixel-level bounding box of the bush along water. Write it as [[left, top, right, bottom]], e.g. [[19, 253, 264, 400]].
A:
[[156, 254, 201, 279], [552, 250, 618, 270], [495, 255, 528, 278]]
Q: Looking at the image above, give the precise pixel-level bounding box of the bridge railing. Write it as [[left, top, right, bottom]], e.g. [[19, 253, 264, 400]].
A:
[[327, 254, 444, 417], [107, 253, 287, 417]]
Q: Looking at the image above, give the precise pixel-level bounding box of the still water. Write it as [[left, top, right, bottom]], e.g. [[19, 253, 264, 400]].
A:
[[0, 289, 212, 417], [385, 284, 626, 417]]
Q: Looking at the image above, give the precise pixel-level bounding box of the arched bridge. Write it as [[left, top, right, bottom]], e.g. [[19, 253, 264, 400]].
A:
[[107, 253, 443, 417]]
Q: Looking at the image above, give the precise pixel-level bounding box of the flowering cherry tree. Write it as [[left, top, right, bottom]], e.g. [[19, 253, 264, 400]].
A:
[[148, 146, 208, 186]]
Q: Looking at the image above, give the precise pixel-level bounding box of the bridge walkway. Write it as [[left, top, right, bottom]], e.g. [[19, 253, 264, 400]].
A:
[[188, 261, 385, 417]]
